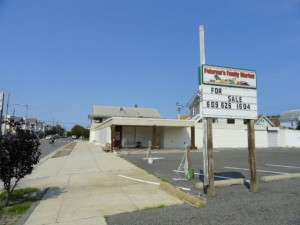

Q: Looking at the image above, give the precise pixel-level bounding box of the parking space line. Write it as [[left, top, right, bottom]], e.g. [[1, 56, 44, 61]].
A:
[[118, 175, 160, 185], [118, 175, 191, 191], [265, 164, 300, 169], [173, 170, 235, 180], [224, 166, 290, 175], [142, 157, 165, 160]]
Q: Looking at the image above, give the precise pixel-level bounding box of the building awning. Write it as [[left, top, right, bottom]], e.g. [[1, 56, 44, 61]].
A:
[[280, 110, 300, 121], [90, 117, 195, 131]]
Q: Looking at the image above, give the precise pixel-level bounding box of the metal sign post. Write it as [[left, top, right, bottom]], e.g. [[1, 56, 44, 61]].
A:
[[198, 25, 257, 196], [199, 25, 209, 188]]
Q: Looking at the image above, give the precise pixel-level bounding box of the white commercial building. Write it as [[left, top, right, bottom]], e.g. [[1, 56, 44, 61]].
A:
[[88, 105, 300, 150]]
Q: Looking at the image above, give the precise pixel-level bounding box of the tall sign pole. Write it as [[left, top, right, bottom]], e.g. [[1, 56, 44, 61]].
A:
[[199, 25, 210, 190], [0, 92, 4, 136], [198, 26, 257, 196]]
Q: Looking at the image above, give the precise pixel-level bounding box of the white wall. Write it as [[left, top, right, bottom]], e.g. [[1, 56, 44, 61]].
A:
[[89, 130, 96, 143], [163, 127, 191, 149], [255, 130, 268, 148], [195, 123, 203, 148], [123, 126, 152, 148], [195, 124, 270, 148], [280, 130, 300, 147], [91, 123, 300, 149], [89, 127, 111, 147]]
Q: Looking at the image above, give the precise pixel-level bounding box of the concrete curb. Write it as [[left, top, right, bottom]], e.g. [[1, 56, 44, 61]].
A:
[[159, 181, 205, 208], [195, 178, 244, 190], [260, 173, 300, 182], [37, 141, 76, 166]]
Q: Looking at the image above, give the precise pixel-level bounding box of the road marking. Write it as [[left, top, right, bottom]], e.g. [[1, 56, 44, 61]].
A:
[[172, 178, 188, 181], [118, 175, 160, 185], [224, 166, 290, 175], [177, 187, 191, 191], [265, 164, 300, 169], [119, 174, 191, 191], [173, 170, 235, 180], [142, 157, 165, 160]]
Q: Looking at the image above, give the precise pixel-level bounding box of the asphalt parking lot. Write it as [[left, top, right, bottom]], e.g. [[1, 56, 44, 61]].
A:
[[106, 148, 300, 225], [118, 147, 300, 195]]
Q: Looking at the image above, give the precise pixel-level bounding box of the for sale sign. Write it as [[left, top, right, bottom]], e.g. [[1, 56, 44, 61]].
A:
[[200, 65, 257, 119]]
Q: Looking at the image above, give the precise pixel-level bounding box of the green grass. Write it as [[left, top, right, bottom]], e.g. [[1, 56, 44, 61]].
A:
[[143, 204, 166, 210], [0, 201, 31, 215], [0, 188, 38, 216]]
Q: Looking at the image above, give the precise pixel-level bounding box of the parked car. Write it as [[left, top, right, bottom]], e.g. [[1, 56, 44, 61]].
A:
[[45, 135, 53, 140], [72, 135, 77, 139]]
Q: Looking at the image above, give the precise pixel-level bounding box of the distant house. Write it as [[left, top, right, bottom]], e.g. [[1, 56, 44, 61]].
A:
[[178, 114, 191, 120], [25, 118, 37, 131], [255, 115, 275, 128], [1, 115, 48, 134], [280, 109, 300, 129]]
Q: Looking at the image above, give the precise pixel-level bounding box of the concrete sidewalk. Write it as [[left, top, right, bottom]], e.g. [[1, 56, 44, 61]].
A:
[[18, 141, 183, 225]]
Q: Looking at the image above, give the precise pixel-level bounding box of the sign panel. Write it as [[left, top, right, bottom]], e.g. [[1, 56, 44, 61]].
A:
[[201, 65, 256, 89], [200, 65, 257, 120]]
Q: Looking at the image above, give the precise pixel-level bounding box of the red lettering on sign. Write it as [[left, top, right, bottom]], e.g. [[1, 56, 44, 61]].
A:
[[227, 71, 239, 77], [204, 68, 223, 75], [240, 72, 255, 79]]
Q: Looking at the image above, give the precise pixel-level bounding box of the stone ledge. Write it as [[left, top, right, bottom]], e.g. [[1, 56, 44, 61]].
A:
[[159, 181, 205, 208]]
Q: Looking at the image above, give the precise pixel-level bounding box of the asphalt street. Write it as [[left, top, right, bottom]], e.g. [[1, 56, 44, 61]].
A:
[[106, 148, 300, 225], [39, 137, 73, 159]]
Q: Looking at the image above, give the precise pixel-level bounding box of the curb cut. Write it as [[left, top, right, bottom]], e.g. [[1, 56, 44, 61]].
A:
[[195, 178, 244, 189], [260, 173, 300, 182], [159, 181, 205, 208]]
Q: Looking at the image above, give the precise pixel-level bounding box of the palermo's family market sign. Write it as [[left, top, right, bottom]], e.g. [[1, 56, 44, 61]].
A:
[[200, 64, 257, 120]]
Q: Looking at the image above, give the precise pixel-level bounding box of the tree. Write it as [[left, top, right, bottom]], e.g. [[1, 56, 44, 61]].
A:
[[45, 124, 66, 137], [71, 125, 89, 139], [0, 124, 41, 207], [71, 125, 84, 137], [55, 124, 66, 136]]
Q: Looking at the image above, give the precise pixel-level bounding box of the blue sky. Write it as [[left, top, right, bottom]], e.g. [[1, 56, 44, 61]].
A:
[[0, 0, 299, 129]]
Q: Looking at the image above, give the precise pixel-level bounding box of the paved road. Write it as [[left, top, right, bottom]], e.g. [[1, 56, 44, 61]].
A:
[[107, 148, 300, 225], [39, 137, 73, 159]]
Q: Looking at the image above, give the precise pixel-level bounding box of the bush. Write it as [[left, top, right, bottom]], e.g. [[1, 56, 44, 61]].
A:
[[0, 128, 41, 207]]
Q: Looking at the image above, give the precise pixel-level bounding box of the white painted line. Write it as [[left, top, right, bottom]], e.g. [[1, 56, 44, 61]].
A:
[[177, 186, 191, 191], [265, 164, 300, 169], [172, 178, 188, 181], [173, 170, 234, 180], [224, 166, 290, 175], [118, 175, 160, 185], [118, 175, 191, 192], [142, 157, 165, 160]]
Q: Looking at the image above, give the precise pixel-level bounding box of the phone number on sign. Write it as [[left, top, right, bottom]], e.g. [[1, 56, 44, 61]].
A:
[[206, 101, 251, 110]]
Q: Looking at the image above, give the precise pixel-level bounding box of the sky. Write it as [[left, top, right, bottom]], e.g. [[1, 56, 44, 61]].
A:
[[0, 0, 300, 130]]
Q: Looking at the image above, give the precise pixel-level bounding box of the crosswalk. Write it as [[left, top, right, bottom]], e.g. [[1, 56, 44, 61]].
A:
[[41, 140, 72, 143]]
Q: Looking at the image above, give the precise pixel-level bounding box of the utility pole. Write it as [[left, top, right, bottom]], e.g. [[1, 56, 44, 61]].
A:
[[4, 92, 11, 134], [0, 92, 4, 136]]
